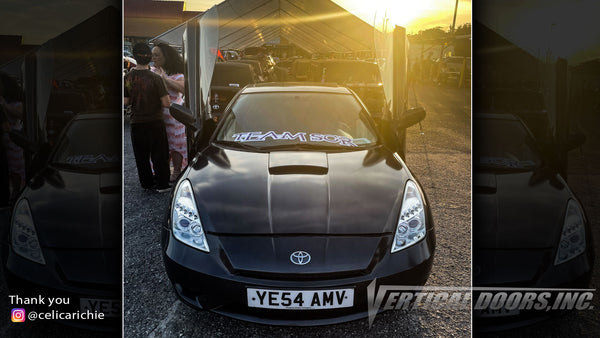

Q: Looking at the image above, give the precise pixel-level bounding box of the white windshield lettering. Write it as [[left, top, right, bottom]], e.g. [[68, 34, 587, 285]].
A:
[[232, 131, 357, 147]]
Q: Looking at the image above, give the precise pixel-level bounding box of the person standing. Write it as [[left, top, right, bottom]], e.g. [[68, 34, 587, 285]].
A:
[[152, 42, 187, 182], [124, 43, 171, 191]]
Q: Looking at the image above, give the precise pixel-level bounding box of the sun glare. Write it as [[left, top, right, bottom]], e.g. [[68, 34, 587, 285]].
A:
[[378, 0, 437, 27], [335, 0, 468, 33]]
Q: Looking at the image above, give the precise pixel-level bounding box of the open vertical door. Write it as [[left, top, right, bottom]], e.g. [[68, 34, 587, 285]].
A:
[[170, 6, 219, 158], [374, 19, 413, 159]]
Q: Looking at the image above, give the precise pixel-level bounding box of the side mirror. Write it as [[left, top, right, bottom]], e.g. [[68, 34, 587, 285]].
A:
[[397, 107, 426, 129], [169, 104, 196, 131]]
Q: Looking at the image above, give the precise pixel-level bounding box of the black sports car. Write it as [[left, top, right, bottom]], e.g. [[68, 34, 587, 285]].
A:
[[4, 112, 121, 330], [473, 114, 594, 330], [162, 83, 435, 325]]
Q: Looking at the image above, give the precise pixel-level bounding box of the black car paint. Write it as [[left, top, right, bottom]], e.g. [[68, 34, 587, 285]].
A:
[[473, 115, 594, 330], [3, 114, 121, 330], [186, 147, 410, 235], [474, 171, 593, 285], [162, 84, 434, 325]]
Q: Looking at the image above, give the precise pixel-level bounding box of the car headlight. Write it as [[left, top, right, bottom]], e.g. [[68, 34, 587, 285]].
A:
[[392, 180, 426, 253], [11, 199, 46, 265], [554, 199, 586, 265], [171, 179, 209, 252]]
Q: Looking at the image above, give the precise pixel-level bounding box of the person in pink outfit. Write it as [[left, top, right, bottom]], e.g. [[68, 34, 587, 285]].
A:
[[152, 42, 188, 181]]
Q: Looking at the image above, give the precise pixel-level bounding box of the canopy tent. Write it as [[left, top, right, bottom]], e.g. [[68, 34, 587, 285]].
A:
[[164, 2, 412, 158], [152, 0, 377, 54], [151, 19, 188, 46]]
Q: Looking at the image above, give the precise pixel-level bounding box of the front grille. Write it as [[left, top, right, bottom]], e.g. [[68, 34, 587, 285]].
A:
[[232, 268, 369, 281]]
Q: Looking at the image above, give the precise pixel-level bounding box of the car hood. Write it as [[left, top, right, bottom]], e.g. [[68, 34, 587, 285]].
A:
[[186, 146, 412, 235], [474, 170, 572, 249], [24, 167, 121, 249]]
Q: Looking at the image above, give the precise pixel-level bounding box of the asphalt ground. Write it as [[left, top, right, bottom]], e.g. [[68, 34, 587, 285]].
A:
[[123, 82, 472, 337]]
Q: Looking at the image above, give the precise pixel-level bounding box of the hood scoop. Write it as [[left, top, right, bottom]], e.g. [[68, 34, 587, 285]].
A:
[[269, 152, 328, 175]]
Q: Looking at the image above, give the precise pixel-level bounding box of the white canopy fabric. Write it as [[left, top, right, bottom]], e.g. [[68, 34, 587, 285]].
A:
[[152, 0, 377, 54]]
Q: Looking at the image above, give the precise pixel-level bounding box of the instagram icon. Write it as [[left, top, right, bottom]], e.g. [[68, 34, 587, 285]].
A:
[[11, 308, 26, 322]]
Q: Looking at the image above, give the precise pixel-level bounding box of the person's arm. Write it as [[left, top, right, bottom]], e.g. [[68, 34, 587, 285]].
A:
[[123, 97, 130, 105], [155, 67, 185, 93], [155, 73, 171, 108], [161, 94, 171, 108], [163, 75, 185, 93]]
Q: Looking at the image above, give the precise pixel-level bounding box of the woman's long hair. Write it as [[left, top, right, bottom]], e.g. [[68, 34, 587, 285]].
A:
[[154, 42, 184, 75]]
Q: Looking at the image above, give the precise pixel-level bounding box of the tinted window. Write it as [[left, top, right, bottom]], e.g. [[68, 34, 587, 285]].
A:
[[216, 92, 378, 150], [52, 117, 121, 170], [475, 118, 541, 169]]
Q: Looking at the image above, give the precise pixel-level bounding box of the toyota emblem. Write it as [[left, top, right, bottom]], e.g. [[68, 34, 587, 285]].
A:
[[290, 251, 311, 265]]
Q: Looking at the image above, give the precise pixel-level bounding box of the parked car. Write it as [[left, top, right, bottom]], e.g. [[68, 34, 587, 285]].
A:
[[222, 50, 240, 61], [290, 59, 311, 81], [231, 59, 264, 82], [208, 62, 257, 123], [163, 83, 433, 325], [4, 112, 121, 330], [310, 60, 386, 121], [473, 113, 594, 330], [241, 55, 275, 81], [436, 56, 469, 85]]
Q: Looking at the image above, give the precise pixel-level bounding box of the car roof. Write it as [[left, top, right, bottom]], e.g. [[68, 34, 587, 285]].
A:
[[242, 82, 352, 94]]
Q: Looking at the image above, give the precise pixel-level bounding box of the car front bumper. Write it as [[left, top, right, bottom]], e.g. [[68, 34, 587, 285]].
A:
[[162, 228, 436, 326]]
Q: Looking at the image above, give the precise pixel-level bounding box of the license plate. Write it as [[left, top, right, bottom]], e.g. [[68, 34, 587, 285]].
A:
[[247, 288, 354, 310], [475, 307, 520, 318], [80, 298, 120, 317]]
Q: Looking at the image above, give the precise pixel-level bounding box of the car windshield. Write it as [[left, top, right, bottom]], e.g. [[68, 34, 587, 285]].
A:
[[475, 118, 542, 170], [52, 117, 121, 171], [215, 92, 379, 151]]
